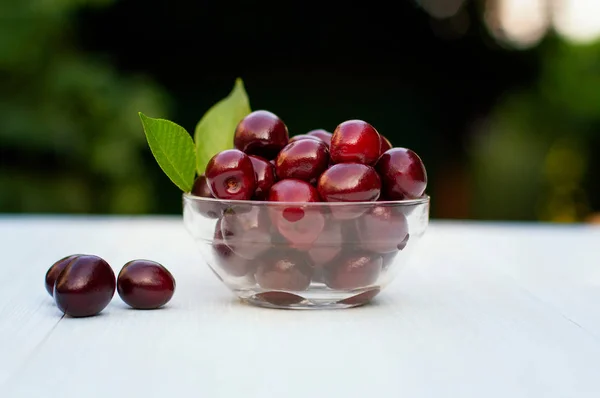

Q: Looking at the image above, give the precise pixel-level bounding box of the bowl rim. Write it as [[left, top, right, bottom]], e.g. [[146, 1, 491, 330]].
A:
[[182, 192, 430, 207]]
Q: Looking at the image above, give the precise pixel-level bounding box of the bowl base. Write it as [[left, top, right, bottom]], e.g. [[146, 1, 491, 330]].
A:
[[235, 286, 381, 310]]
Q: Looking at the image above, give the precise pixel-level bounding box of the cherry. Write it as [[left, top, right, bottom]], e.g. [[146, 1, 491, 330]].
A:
[[355, 206, 409, 253], [275, 139, 329, 184], [53, 255, 116, 317], [255, 249, 313, 291], [45, 254, 80, 297], [191, 175, 213, 198], [234, 110, 289, 159], [289, 134, 323, 144], [268, 178, 321, 203], [249, 155, 277, 200], [190, 175, 221, 219], [254, 291, 305, 305], [375, 148, 427, 200], [221, 206, 271, 260], [205, 149, 256, 200], [338, 288, 381, 306], [268, 179, 324, 250], [117, 260, 176, 309], [212, 218, 252, 277], [317, 163, 381, 202], [307, 129, 332, 147], [330, 120, 381, 165], [307, 220, 343, 267], [380, 135, 392, 155], [324, 251, 382, 290]]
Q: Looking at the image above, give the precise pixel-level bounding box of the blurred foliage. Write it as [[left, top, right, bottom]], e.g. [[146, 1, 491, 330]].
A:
[[468, 37, 600, 222], [1, 0, 599, 222], [0, 0, 170, 214]]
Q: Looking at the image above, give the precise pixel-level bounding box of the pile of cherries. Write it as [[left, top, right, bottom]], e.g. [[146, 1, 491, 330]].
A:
[[191, 110, 427, 292], [45, 254, 176, 317]]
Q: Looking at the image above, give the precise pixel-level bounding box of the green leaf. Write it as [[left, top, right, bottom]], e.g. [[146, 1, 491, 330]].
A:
[[138, 112, 196, 192], [194, 77, 251, 174]]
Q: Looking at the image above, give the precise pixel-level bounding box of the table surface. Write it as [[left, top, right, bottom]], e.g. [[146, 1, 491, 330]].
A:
[[1, 216, 600, 398]]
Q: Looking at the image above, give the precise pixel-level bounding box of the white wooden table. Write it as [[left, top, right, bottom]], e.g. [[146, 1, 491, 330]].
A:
[[1, 216, 600, 397]]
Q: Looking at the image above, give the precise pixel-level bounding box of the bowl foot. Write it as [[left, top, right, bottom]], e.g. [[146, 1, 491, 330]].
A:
[[236, 286, 381, 310]]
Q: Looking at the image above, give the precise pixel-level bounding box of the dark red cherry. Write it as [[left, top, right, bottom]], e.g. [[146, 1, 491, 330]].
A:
[[117, 260, 175, 309], [212, 218, 252, 277], [275, 139, 329, 184], [307, 129, 332, 147], [190, 175, 221, 219], [249, 155, 277, 200], [53, 255, 116, 317], [324, 251, 382, 290], [191, 175, 213, 197], [307, 220, 343, 267], [45, 254, 80, 297], [380, 135, 392, 155], [205, 149, 256, 200], [254, 291, 305, 305], [255, 250, 313, 291], [355, 206, 409, 253], [338, 287, 381, 306], [317, 163, 381, 202], [375, 148, 427, 200], [268, 178, 321, 203], [234, 110, 289, 159], [268, 179, 324, 249], [221, 206, 271, 260], [330, 120, 381, 165], [289, 134, 323, 144]]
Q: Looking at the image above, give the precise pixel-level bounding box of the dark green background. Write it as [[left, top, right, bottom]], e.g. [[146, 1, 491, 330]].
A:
[[1, 0, 599, 222]]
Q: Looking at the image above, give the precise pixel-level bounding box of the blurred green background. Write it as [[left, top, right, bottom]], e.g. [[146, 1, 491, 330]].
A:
[[1, 0, 599, 223]]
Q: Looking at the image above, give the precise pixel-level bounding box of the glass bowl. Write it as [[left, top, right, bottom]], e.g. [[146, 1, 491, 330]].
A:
[[183, 193, 429, 309]]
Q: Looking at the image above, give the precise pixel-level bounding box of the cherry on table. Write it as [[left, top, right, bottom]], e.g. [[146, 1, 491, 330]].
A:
[[205, 149, 256, 200], [234, 110, 289, 160], [45, 254, 80, 297], [53, 254, 116, 317], [330, 120, 381, 165], [117, 260, 176, 310], [375, 147, 427, 200]]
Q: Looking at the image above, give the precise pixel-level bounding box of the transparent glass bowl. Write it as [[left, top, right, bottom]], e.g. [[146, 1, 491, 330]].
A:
[[183, 193, 429, 309]]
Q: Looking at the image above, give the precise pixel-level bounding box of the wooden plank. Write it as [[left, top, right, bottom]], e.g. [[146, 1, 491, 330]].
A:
[[1, 218, 600, 397]]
